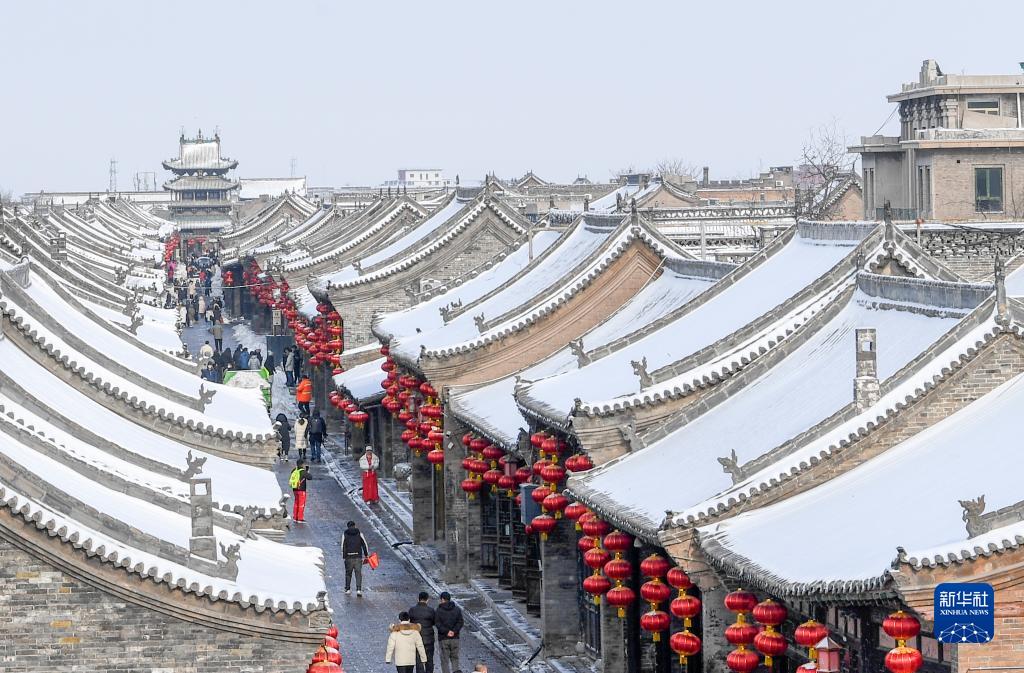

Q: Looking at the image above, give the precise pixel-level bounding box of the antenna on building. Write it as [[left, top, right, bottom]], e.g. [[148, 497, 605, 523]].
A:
[[108, 158, 118, 193], [290, 157, 297, 178]]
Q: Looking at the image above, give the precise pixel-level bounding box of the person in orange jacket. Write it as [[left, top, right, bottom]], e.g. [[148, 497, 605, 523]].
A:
[[296, 376, 313, 415]]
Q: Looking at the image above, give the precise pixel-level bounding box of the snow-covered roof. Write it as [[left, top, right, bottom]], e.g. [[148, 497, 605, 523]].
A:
[[568, 273, 987, 537], [239, 177, 308, 200], [333, 356, 388, 403], [163, 137, 237, 171], [447, 258, 729, 447], [516, 222, 881, 426], [698, 358, 1024, 598]]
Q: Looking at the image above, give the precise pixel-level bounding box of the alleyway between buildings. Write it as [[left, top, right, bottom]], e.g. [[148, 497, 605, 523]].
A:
[[183, 317, 525, 673]]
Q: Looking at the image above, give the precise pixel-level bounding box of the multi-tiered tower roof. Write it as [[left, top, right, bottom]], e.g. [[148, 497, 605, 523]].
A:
[[162, 130, 239, 230]]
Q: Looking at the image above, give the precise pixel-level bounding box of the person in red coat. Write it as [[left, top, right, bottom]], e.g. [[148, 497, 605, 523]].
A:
[[359, 447, 380, 503]]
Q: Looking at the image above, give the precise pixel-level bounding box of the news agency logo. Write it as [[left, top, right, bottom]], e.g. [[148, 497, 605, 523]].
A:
[[934, 583, 994, 644]]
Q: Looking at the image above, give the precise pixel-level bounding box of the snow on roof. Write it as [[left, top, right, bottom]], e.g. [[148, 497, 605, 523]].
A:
[[239, 177, 308, 200], [333, 357, 387, 403], [698, 367, 1024, 595], [569, 277, 973, 536], [389, 217, 620, 362], [684, 300, 999, 528], [0, 272, 272, 440], [164, 138, 236, 171], [318, 196, 468, 287], [519, 224, 875, 423], [374, 229, 565, 343], [448, 265, 723, 447], [1007, 260, 1024, 296], [0, 337, 282, 511]]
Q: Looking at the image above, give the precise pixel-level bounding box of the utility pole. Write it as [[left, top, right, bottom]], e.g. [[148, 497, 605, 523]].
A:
[[108, 158, 118, 193]]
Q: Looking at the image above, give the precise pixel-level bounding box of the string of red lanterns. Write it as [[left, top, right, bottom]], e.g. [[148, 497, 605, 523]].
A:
[[883, 610, 923, 673]]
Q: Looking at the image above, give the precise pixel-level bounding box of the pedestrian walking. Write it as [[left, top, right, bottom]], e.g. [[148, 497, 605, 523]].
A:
[[409, 592, 436, 673], [201, 362, 218, 382], [249, 348, 263, 370], [198, 295, 207, 321], [289, 460, 308, 523], [386, 612, 427, 673], [275, 413, 291, 459], [294, 413, 309, 461], [239, 347, 250, 370], [198, 340, 214, 364], [220, 347, 234, 372], [212, 321, 224, 352], [359, 446, 380, 503], [265, 351, 276, 373], [435, 592, 464, 673], [284, 348, 296, 387], [296, 376, 312, 415], [307, 409, 327, 462], [213, 301, 222, 323], [341, 520, 369, 596], [292, 348, 303, 383]]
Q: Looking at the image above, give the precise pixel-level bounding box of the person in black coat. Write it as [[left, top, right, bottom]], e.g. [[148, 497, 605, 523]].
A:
[[307, 409, 327, 462], [275, 413, 290, 459], [408, 591, 437, 673], [435, 592, 464, 673]]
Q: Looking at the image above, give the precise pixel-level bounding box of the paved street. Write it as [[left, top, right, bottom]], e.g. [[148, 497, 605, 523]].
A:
[[184, 315, 516, 673]]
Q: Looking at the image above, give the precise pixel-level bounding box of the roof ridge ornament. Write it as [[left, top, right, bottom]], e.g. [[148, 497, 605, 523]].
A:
[[995, 253, 1008, 324], [619, 415, 641, 452], [569, 338, 591, 367], [717, 448, 744, 485], [959, 494, 988, 537], [630, 356, 653, 388]]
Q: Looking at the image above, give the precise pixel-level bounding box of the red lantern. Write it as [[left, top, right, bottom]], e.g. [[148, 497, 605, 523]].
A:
[[584, 547, 611, 571], [326, 624, 339, 638], [543, 492, 569, 517], [670, 630, 702, 665], [885, 646, 923, 673], [603, 558, 631, 582], [540, 463, 566, 485], [347, 410, 369, 428], [322, 635, 339, 650], [640, 579, 672, 607], [606, 585, 636, 619], [583, 573, 611, 605], [497, 474, 517, 496], [530, 432, 547, 448], [578, 535, 598, 553], [671, 594, 702, 628], [641, 609, 671, 642], [531, 484, 551, 505], [532, 457, 551, 477], [514, 466, 532, 484], [667, 567, 693, 592], [726, 647, 760, 673], [794, 620, 828, 659], [482, 445, 504, 463], [603, 530, 633, 553], [469, 437, 489, 452], [566, 453, 594, 472], [724, 589, 758, 615], [564, 502, 588, 530], [754, 629, 787, 666], [427, 449, 445, 471], [640, 554, 670, 579], [461, 478, 482, 500], [883, 611, 921, 646], [753, 598, 787, 628], [483, 468, 503, 491], [581, 516, 611, 539], [531, 513, 557, 541], [725, 622, 758, 646]]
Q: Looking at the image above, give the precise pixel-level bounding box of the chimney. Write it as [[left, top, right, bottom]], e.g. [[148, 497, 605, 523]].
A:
[[583, 195, 590, 212], [189, 478, 217, 561], [853, 328, 880, 411], [702, 166, 710, 187]]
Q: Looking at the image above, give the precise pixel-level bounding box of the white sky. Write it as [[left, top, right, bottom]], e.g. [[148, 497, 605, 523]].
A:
[[2, 0, 1023, 195]]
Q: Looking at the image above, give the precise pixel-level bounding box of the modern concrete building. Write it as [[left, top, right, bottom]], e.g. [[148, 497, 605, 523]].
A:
[[852, 59, 1024, 221]]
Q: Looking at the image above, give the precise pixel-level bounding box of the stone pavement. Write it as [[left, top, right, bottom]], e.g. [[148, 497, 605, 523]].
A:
[[270, 376, 519, 673]]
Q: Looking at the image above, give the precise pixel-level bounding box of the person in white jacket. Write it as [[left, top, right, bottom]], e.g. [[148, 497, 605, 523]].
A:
[[386, 613, 427, 673]]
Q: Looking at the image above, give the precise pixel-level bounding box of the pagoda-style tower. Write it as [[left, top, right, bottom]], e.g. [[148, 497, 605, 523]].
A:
[[162, 130, 239, 231]]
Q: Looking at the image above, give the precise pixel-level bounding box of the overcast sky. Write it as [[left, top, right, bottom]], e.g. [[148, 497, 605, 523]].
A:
[[2, 1, 1023, 195]]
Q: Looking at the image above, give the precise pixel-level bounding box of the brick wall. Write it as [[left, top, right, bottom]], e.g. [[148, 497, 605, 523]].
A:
[[0, 540, 315, 672]]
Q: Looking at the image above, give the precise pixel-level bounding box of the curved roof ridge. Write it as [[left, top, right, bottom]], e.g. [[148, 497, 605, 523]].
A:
[[0, 482, 325, 615], [675, 300, 1001, 526], [420, 220, 676, 361]]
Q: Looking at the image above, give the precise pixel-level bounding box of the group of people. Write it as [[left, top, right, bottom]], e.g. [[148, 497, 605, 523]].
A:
[[386, 591, 472, 673], [282, 346, 304, 388], [197, 341, 269, 381], [275, 409, 327, 462]]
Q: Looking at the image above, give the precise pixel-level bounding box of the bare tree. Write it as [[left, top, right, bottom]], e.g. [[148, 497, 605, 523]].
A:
[[797, 121, 858, 219], [652, 158, 699, 183]]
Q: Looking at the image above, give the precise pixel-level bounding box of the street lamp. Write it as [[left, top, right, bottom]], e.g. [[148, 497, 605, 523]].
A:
[[815, 636, 843, 673]]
